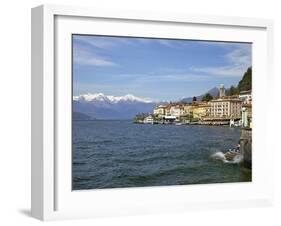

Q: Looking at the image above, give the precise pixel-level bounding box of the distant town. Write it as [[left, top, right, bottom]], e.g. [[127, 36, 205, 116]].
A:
[[134, 67, 252, 128], [134, 84, 252, 128]]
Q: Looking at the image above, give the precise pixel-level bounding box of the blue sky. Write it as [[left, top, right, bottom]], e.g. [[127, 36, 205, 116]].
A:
[[73, 35, 252, 101]]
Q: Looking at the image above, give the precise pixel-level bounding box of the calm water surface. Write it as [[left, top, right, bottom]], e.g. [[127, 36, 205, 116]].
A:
[[72, 120, 251, 190]]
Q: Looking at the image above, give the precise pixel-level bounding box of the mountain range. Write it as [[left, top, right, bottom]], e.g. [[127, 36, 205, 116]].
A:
[[73, 87, 220, 120], [181, 87, 219, 103], [73, 93, 156, 120]]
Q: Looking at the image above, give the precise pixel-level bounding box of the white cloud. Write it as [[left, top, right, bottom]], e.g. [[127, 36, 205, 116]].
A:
[[135, 38, 179, 48], [111, 72, 210, 83], [225, 46, 251, 66], [73, 46, 118, 67], [191, 65, 247, 77], [190, 44, 251, 77], [73, 35, 134, 50], [73, 36, 117, 50]]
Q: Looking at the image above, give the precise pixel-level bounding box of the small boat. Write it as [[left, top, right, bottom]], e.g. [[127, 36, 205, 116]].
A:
[[175, 122, 182, 126]]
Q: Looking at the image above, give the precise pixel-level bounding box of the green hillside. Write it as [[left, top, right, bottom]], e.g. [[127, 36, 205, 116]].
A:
[[238, 67, 252, 92]]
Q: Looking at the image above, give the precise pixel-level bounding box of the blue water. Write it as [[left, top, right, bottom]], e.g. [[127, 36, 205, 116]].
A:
[[72, 120, 251, 190]]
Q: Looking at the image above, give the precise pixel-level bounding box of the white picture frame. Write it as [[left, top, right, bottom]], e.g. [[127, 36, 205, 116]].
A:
[[31, 4, 274, 221]]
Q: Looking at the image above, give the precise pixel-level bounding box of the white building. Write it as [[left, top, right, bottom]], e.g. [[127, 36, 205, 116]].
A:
[[170, 105, 184, 119], [239, 90, 252, 104], [143, 115, 154, 124], [210, 98, 242, 118]]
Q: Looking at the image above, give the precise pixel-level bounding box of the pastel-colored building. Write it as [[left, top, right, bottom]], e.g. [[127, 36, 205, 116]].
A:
[[153, 105, 166, 118], [183, 104, 194, 116], [170, 105, 184, 119], [143, 115, 154, 124], [165, 105, 173, 116], [239, 90, 252, 104], [210, 98, 242, 119], [192, 103, 211, 119]]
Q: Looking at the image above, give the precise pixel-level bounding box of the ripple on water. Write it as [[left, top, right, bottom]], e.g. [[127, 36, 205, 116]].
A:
[[72, 120, 250, 189]]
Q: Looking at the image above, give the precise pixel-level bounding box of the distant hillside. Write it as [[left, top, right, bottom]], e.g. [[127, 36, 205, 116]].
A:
[[181, 67, 252, 102], [238, 67, 252, 91], [73, 111, 93, 121], [225, 67, 252, 96], [181, 87, 219, 103]]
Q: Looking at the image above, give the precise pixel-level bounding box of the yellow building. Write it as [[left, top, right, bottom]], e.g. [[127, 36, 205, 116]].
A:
[[170, 105, 184, 119], [183, 104, 194, 116], [165, 106, 171, 116], [153, 104, 187, 119], [153, 105, 166, 118], [192, 103, 211, 119]]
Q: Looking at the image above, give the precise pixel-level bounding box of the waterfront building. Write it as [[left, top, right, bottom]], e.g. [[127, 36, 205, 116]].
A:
[[165, 105, 171, 116], [192, 103, 211, 119], [210, 98, 242, 119], [143, 115, 154, 124], [170, 104, 184, 119], [183, 104, 194, 116], [239, 90, 252, 104], [153, 105, 166, 118]]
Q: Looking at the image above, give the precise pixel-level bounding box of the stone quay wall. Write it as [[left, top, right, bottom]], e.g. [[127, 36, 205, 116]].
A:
[[240, 128, 252, 169]]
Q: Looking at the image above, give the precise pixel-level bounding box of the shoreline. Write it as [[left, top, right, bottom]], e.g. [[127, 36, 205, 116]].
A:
[[134, 120, 238, 127], [73, 119, 241, 127]]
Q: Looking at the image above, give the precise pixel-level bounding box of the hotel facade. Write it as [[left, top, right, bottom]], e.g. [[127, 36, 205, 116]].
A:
[[209, 99, 242, 119]]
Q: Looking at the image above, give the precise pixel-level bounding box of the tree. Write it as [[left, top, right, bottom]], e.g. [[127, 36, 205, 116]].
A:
[[228, 85, 239, 96], [192, 96, 197, 102], [202, 93, 213, 102], [133, 112, 149, 122], [238, 67, 252, 91], [223, 67, 251, 97]]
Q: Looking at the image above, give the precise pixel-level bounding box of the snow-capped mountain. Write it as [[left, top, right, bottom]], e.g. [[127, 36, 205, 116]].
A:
[[73, 93, 156, 120], [73, 93, 154, 104]]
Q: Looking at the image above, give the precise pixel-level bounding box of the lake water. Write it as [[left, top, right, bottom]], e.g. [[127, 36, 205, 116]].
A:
[[72, 120, 251, 190]]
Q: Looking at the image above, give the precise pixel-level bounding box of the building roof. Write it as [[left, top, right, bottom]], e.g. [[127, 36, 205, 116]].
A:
[[156, 105, 167, 108], [210, 98, 242, 103], [193, 104, 210, 108]]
